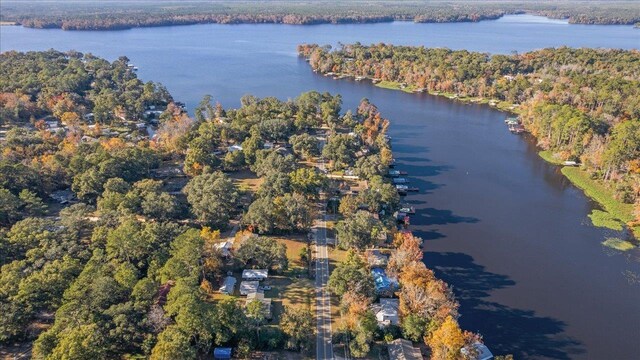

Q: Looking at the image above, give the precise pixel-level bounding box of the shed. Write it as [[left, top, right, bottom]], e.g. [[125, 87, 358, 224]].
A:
[[213, 347, 232, 359], [388, 339, 422, 360], [242, 269, 268, 281], [239, 281, 260, 296]]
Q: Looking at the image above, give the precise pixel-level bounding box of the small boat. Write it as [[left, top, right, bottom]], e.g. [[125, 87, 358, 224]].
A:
[[388, 169, 408, 177], [399, 206, 415, 214], [563, 161, 579, 167], [394, 211, 410, 225], [396, 185, 418, 194], [393, 178, 409, 184], [505, 117, 519, 124]]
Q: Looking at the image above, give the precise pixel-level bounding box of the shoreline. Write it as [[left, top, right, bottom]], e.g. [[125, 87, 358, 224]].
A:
[[343, 76, 638, 244], [5, 13, 639, 32]]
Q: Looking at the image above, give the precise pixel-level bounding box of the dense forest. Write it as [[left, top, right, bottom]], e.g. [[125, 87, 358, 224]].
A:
[[0, 50, 487, 359], [0, 50, 173, 125], [298, 44, 640, 230], [1, 0, 639, 30]]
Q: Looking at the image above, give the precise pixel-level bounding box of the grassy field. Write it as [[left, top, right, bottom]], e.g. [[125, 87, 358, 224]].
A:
[[269, 236, 315, 320], [538, 150, 565, 165], [375, 80, 417, 93], [561, 167, 638, 239], [373, 80, 522, 115], [229, 169, 263, 193]]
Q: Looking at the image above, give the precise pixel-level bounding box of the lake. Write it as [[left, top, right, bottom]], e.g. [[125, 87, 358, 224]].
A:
[[1, 14, 639, 359]]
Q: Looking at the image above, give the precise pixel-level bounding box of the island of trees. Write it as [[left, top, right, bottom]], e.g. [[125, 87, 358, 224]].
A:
[[0, 50, 499, 359], [298, 43, 640, 241], [1, 0, 639, 30]]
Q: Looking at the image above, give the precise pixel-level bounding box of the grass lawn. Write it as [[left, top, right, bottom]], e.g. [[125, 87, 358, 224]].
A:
[[538, 150, 565, 165], [267, 236, 315, 321], [229, 169, 263, 194], [375, 80, 416, 93], [561, 167, 637, 238], [264, 275, 314, 322], [274, 235, 311, 273]]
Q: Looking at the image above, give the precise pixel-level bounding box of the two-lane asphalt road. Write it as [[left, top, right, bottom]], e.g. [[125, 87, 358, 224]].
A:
[[315, 213, 334, 360]]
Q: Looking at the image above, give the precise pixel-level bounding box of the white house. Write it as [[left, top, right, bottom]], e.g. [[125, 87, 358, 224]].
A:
[[373, 298, 399, 327], [242, 269, 268, 281], [239, 281, 260, 296]]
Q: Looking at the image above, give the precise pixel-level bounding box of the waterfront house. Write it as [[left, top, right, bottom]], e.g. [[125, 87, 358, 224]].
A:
[[372, 298, 399, 327], [365, 249, 389, 268], [372, 268, 398, 295], [387, 339, 422, 360], [462, 343, 494, 360]]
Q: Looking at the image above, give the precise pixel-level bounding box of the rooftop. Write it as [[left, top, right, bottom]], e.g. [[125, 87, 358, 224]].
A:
[[388, 339, 422, 360]]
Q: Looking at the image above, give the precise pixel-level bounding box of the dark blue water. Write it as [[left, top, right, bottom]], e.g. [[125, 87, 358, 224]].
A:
[[2, 14, 639, 359]]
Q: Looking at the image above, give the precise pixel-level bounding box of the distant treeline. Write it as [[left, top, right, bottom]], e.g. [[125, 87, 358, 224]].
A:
[[298, 43, 640, 205], [1, 1, 639, 30]]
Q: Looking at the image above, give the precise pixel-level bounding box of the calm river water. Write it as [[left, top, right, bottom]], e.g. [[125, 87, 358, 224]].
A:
[[2, 14, 639, 359]]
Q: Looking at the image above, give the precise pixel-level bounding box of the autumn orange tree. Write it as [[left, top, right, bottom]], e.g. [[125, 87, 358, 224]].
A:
[[387, 232, 423, 277], [426, 316, 478, 360]]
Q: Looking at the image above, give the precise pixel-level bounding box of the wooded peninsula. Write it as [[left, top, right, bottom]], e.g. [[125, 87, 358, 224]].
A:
[[298, 43, 640, 240], [0, 50, 499, 359], [1, 0, 639, 30]]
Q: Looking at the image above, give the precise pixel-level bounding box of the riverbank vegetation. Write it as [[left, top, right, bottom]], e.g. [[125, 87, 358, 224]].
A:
[[1, 1, 639, 30], [299, 43, 640, 239]]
